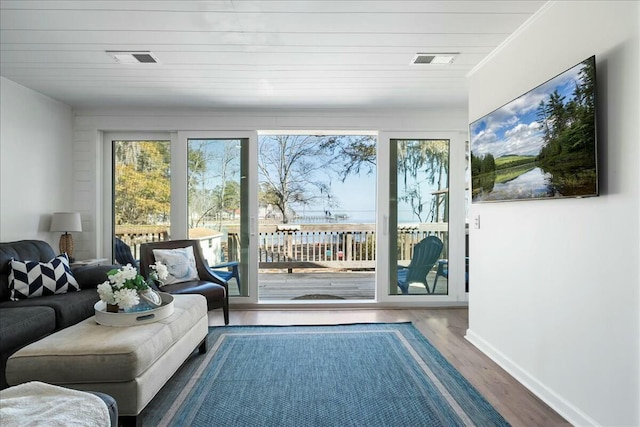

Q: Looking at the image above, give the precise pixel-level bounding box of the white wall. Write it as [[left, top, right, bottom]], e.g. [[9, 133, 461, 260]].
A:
[[466, 2, 639, 426], [0, 77, 74, 248]]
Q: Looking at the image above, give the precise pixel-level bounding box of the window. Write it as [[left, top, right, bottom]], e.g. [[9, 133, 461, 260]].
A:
[[112, 139, 171, 264]]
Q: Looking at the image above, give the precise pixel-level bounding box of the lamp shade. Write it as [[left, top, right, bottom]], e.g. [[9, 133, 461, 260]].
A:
[[50, 212, 82, 232]]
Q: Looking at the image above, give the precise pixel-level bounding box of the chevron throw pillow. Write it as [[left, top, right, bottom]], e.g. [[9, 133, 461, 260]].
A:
[[9, 254, 80, 300]]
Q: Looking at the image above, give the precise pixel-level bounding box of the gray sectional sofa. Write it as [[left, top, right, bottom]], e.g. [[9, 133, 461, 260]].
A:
[[0, 240, 116, 389]]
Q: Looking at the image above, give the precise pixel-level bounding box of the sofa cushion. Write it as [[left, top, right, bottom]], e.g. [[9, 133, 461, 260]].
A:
[[0, 307, 55, 355], [9, 255, 79, 300], [69, 264, 114, 290], [0, 290, 100, 330], [0, 241, 56, 302], [0, 306, 56, 389]]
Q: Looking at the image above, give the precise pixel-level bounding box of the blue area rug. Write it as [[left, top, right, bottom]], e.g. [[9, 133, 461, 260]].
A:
[[142, 323, 509, 427]]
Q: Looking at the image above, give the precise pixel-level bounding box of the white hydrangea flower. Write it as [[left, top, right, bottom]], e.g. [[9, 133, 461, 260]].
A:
[[97, 281, 115, 304], [98, 264, 154, 310], [113, 288, 140, 310], [121, 264, 138, 280], [109, 270, 126, 288], [109, 264, 134, 286], [151, 262, 169, 282]]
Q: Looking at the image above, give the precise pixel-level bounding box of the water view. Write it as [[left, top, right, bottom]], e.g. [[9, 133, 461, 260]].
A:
[[474, 166, 554, 202]]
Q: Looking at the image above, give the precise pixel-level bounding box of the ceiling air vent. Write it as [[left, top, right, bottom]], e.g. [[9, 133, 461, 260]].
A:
[[106, 51, 159, 64], [411, 53, 458, 65]]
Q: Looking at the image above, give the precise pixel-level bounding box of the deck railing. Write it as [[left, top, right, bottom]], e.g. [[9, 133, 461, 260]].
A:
[[257, 223, 377, 270], [256, 222, 448, 270], [115, 225, 169, 261], [115, 222, 448, 271]]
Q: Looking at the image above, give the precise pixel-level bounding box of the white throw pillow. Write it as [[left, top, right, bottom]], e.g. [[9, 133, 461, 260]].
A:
[[152, 246, 199, 285]]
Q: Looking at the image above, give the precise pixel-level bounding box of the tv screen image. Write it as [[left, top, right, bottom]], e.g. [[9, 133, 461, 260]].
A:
[[470, 56, 597, 202]]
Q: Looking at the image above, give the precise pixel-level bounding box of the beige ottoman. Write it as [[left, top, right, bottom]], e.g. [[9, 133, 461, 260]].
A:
[[6, 294, 208, 423]]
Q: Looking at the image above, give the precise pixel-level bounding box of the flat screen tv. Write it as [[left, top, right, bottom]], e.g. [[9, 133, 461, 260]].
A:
[[470, 55, 597, 202]]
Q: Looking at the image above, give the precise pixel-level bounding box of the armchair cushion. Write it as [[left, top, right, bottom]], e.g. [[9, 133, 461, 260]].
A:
[[9, 255, 79, 300], [151, 247, 199, 285], [159, 280, 226, 300]]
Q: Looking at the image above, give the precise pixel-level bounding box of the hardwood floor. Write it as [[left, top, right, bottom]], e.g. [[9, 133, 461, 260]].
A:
[[208, 307, 571, 427]]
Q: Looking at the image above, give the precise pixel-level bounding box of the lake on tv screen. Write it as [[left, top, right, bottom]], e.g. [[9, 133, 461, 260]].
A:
[[470, 57, 597, 202]]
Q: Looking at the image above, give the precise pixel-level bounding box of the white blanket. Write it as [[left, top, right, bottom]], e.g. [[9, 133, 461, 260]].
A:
[[0, 381, 111, 427]]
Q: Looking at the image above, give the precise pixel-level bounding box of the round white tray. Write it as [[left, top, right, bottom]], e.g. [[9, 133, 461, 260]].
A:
[[94, 292, 174, 327]]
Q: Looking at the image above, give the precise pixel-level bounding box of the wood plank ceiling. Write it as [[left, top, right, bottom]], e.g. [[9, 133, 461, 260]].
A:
[[0, 1, 547, 110]]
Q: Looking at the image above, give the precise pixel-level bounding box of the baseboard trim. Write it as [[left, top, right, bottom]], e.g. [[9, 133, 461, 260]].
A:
[[465, 328, 598, 427]]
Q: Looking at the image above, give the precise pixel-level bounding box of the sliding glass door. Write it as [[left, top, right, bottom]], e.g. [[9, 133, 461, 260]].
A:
[[187, 138, 249, 297], [389, 139, 450, 296], [105, 130, 468, 304]]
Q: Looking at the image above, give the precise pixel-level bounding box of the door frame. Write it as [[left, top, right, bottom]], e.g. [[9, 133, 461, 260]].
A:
[[103, 129, 468, 307], [376, 131, 468, 304], [178, 131, 259, 304]]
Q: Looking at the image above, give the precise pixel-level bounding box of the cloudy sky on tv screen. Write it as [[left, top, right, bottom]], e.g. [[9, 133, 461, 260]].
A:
[[470, 61, 589, 158]]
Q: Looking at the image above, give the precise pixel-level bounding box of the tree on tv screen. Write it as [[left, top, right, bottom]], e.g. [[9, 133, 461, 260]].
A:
[[536, 58, 596, 170]]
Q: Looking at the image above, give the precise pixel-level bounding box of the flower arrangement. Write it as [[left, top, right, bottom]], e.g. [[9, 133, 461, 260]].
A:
[[97, 262, 168, 311]]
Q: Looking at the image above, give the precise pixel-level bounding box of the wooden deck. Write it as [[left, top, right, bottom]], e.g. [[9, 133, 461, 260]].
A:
[[228, 270, 449, 300]]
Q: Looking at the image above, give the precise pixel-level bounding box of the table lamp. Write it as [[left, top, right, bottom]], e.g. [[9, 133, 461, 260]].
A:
[[50, 212, 82, 262]]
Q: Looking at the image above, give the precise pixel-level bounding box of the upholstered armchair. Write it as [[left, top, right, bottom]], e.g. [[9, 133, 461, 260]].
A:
[[139, 240, 229, 324]]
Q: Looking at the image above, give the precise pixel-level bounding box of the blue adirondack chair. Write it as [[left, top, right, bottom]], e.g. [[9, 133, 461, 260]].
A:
[[208, 260, 241, 294], [434, 257, 469, 292], [397, 236, 443, 294]]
